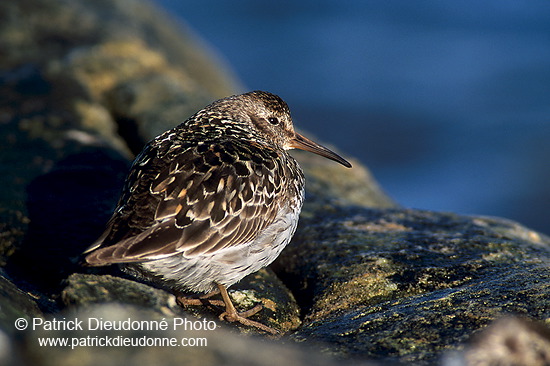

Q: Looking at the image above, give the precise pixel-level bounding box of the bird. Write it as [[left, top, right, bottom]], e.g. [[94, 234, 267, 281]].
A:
[[83, 90, 351, 334]]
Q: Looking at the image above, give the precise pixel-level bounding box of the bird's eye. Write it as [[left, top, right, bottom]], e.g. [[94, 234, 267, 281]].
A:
[[267, 117, 279, 125]]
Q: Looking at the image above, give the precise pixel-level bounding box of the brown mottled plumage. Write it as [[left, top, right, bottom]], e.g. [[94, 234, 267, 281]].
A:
[[84, 91, 351, 333]]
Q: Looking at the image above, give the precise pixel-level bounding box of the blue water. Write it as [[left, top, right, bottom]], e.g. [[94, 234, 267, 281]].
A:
[[156, 0, 550, 235]]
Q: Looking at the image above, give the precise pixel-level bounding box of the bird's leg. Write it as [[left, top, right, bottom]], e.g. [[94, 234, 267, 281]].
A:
[[216, 283, 278, 335], [176, 288, 225, 307]]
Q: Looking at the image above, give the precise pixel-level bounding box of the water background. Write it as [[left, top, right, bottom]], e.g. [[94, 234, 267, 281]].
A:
[[156, 0, 550, 235]]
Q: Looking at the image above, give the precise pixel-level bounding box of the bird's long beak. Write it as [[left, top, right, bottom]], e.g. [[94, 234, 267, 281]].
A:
[[289, 132, 352, 168]]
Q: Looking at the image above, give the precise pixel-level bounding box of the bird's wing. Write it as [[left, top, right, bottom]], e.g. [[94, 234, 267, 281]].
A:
[[85, 140, 290, 266]]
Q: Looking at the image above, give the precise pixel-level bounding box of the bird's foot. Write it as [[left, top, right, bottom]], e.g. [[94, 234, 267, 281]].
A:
[[175, 289, 225, 307], [219, 305, 278, 335], [216, 284, 279, 335]]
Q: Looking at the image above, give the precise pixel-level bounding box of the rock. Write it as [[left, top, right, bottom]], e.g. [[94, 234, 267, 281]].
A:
[[0, 272, 44, 336], [274, 206, 550, 364], [8, 150, 131, 291], [18, 304, 376, 366], [292, 149, 396, 210], [61, 273, 180, 314], [442, 316, 550, 366], [61, 270, 301, 335]]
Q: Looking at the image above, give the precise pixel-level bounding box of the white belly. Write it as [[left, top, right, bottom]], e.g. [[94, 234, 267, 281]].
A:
[[122, 205, 301, 293]]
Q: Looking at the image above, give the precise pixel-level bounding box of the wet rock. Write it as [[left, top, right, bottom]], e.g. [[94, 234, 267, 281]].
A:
[[275, 207, 550, 364], [0, 273, 44, 336]]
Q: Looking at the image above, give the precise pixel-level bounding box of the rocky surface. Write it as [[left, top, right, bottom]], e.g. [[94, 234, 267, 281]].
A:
[[1, 0, 550, 365], [275, 208, 550, 364], [61, 269, 302, 334], [16, 304, 372, 366]]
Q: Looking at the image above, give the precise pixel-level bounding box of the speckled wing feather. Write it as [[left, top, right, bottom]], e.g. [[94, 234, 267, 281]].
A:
[[85, 132, 291, 266]]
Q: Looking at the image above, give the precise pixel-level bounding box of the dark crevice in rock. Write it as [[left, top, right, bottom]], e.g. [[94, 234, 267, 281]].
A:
[[5, 150, 129, 295], [270, 266, 315, 322], [113, 115, 146, 157]]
